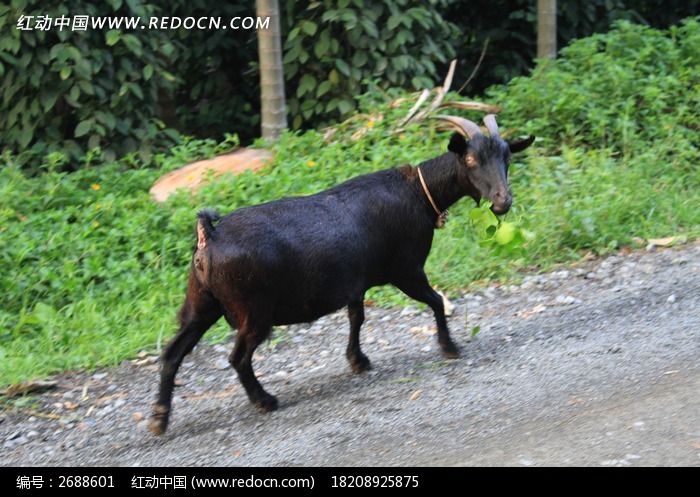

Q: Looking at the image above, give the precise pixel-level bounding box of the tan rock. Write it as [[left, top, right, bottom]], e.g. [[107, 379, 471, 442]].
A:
[[150, 148, 273, 202]]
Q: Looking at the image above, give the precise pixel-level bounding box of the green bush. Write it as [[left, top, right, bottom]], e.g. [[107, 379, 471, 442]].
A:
[[0, 0, 182, 168], [487, 18, 700, 154], [1, 18, 699, 385], [162, 1, 261, 143], [442, 0, 700, 94], [485, 17, 700, 257], [5, 0, 700, 169], [0, 0, 457, 167], [282, 0, 458, 128]]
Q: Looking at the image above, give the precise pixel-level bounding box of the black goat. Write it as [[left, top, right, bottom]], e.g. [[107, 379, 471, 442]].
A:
[[149, 115, 534, 435]]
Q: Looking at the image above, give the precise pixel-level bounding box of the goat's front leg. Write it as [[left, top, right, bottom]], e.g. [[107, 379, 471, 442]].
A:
[[346, 299, 371, 373], [394, 271, 460, 358]]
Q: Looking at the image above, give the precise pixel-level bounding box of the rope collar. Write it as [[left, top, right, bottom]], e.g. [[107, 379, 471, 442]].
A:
[[417, 166, 448, 228]]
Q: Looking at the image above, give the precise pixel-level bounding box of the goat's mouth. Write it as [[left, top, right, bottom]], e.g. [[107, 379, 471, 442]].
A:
[[490, 202, 511, 215], [473, 195, 511, 215]]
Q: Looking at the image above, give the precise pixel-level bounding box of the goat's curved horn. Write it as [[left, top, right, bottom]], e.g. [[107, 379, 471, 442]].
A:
[[431, 115, 482, 139], [483, 114, 500, 138]]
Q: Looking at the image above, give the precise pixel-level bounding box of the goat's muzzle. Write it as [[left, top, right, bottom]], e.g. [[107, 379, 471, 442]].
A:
[[490, 189, 512, 215]]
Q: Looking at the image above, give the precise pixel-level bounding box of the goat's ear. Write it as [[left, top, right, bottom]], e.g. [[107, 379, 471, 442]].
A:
[[448, 133, 468, 156], [507, 135, 535, 153]]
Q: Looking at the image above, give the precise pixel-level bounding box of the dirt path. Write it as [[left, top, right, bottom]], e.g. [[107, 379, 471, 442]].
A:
[[2, 243, 699, 466]]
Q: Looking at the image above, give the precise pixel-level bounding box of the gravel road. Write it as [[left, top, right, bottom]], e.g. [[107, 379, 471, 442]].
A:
[[2, 242, 699, 466]]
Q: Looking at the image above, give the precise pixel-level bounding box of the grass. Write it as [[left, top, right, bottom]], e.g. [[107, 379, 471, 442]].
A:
[[1, 18, 699, 386]]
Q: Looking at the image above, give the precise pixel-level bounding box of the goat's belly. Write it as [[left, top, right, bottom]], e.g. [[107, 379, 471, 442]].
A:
[[220, 240, 385, 325], [271, 296, 346, 325], [269, 272, 357, 324]]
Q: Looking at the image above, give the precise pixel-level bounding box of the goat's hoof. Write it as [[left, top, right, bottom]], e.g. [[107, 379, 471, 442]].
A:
[[254, 394, 279, 413], [148, 418, 167, 436], [349, 354, 372, 374], [148, 405, 170, 435], [440, 343, 460, 359]]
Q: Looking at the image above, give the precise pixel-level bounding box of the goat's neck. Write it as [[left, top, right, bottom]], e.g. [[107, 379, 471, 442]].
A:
[[417, 153, 473, 213]]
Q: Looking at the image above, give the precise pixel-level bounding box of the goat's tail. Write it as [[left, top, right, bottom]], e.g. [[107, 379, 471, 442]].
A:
[[195, 208, 220, 249], [193, 209, 220, 285]]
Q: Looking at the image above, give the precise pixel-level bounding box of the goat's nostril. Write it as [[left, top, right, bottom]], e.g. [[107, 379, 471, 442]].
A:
[[493, 190, 508, 201]]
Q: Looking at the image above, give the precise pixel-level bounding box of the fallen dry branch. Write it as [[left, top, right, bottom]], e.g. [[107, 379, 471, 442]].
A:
[[411, 59, 458, 124], [399, 89, 431, 127], [1, 381, 58, 398], [439, 101, 502, 113]]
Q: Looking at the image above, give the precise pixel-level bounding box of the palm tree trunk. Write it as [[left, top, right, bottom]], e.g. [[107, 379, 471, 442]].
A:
[[537, 0, 557, 60], [256, 0, 287, 141]]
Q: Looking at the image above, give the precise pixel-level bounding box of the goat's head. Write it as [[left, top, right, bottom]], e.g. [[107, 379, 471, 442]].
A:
[[444, 115, 535, 215]]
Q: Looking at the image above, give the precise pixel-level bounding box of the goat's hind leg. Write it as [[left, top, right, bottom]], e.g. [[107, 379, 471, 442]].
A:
[[229, 320, 278, 412], [346, 299, 371, 373], [149, 275, 222, 435]]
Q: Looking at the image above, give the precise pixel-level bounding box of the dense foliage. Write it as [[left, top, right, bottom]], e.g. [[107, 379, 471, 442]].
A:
[[3, 1, 699, 166], [1, 19, 699, 385], [0, 0, 180, 168], [484, 17, 700, 258], [445, 0, 700, 94], [282, 0, 457, 129]]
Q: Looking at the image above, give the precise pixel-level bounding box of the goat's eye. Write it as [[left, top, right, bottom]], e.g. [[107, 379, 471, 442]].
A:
[[465, 155, 478, 168]]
